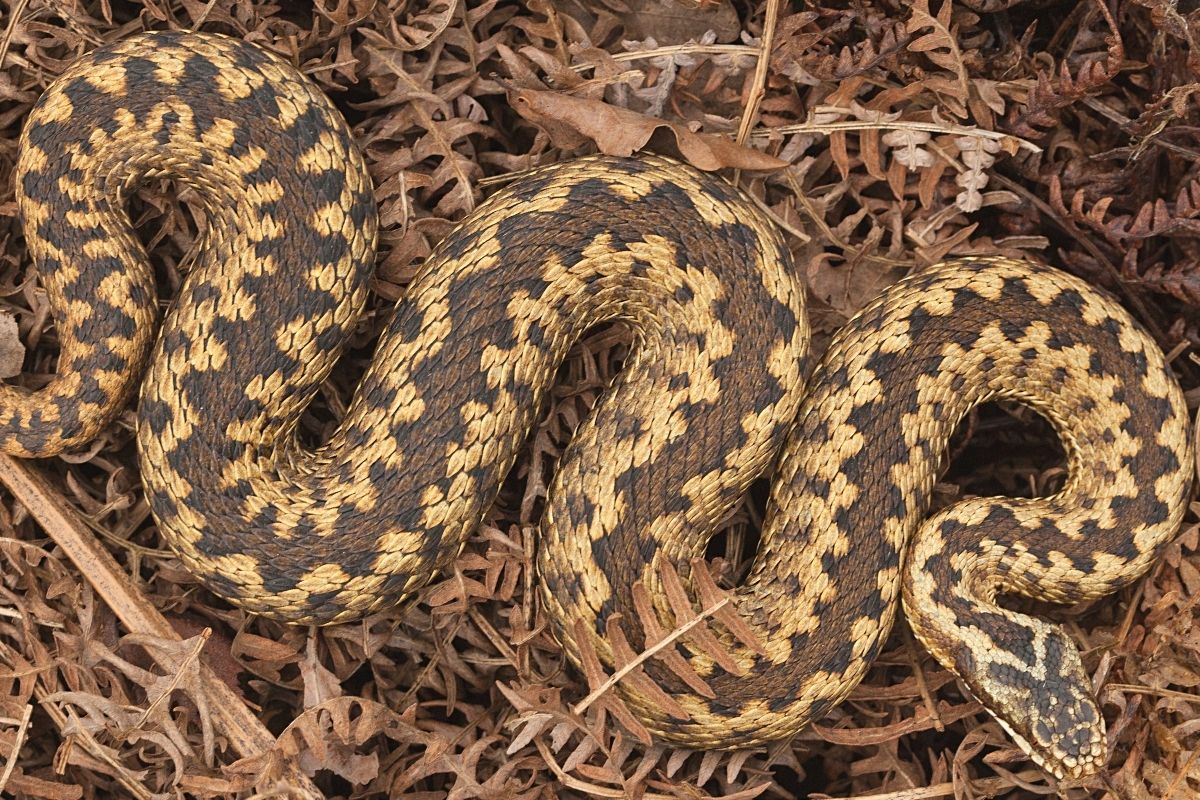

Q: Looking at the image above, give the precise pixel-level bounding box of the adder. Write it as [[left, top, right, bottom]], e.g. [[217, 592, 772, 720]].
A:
[[6, 30, 1193, 781]]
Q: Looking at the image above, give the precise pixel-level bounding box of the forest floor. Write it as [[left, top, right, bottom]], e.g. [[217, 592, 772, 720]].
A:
[[0, 0, 1197, 798]]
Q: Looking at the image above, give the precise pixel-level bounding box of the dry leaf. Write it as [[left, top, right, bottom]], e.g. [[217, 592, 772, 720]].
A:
[[300, 637, 344, 709], [508, 87, 788, 171]]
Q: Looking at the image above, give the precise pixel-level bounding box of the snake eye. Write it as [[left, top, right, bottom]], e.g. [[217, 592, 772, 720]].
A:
[[956, 614, 1108, 780]]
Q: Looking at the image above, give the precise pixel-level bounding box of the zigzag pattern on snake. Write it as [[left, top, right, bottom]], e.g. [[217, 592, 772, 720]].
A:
[[8, 31, 1194, 781]]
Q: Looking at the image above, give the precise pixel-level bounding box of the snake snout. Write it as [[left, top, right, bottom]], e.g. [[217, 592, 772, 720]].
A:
[[961, 617, 1107, 781]]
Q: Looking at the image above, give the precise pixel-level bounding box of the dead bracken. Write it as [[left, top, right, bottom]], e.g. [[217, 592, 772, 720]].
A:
[[0, 1, 1196, 798]]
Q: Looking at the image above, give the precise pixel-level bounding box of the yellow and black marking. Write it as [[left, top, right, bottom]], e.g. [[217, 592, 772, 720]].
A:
[[9, 30, 1194, 782], [540, 256, 1192, 779]]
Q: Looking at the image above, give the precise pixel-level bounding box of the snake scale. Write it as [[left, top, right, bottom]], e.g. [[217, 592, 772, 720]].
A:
[[7, 30, 1194, 780]]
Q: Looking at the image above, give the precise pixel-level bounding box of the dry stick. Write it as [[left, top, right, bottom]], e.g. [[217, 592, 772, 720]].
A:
[[1082, 96, 1200, 162], [50, 699, 152, 800], [877, 786, 957, 800], [0, 604, 62, 629], [0, 702, 32, 794], [826, 784, 956, 800], [0, 0, 29, 69], [1164, 745, 1200, 800], [570, 43, 759, 73], [127, 628, 212, 736], [0, 455, 323, 798], [986, 171, 1169, 348], [825, 773, 1079, 800], [735, 0, 780, 146], [1107, 683, 1200, 704]]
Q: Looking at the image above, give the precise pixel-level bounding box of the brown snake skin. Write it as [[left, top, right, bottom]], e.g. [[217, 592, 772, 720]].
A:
[[6, 30, 1195, 780]]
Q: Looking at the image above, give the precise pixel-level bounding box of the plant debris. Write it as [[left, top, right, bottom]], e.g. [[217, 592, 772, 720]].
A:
[[0, 0, 1197, 798]]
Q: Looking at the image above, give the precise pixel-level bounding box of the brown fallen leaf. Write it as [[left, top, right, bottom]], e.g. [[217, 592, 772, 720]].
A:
[[508, 87, 787, 171]]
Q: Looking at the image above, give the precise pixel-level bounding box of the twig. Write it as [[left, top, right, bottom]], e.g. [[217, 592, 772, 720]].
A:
[[744, 188, 811, 243], [0, 455, 321, 797], [126, 628, 212, 736], [468, 607, 519, 667], [0, 703, 32, 794], [784, 169, 911, 268], [987, 171, 1168, 345], [823, 772, 1077, 800], [51, 701, 152, 799], [1164, 745, 1200, 800], [0, 604, 62, 628], [1113, 578, 1148, 650], [903, 628, 943, 732], [302, 58, 360, 77], [0, 0, 29, 70], [1082, 96, 1200, 162], [1107, 684, 1200, 704], [570, 43, 759, 73], [736, 0, 780, 146], [188, 0, 221, 29], [823, 782, 956, 799]]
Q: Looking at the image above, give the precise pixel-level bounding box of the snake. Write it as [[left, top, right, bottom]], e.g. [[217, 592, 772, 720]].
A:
[[7, 30, 1194, 781]]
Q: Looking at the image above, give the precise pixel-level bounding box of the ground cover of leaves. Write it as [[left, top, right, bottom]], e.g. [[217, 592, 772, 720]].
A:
[[0, 0, 1197, 798]]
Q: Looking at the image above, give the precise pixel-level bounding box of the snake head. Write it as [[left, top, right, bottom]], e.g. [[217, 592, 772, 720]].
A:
[[955, 613, 1107, 781]]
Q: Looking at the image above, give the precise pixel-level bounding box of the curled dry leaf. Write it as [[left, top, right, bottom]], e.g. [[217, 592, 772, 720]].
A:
[[386, 0, 458, 53], [507, 87, 788, 171]]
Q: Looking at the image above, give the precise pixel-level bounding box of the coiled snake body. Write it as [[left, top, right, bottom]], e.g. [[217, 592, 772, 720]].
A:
[[9, 31, 1194, 780]]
